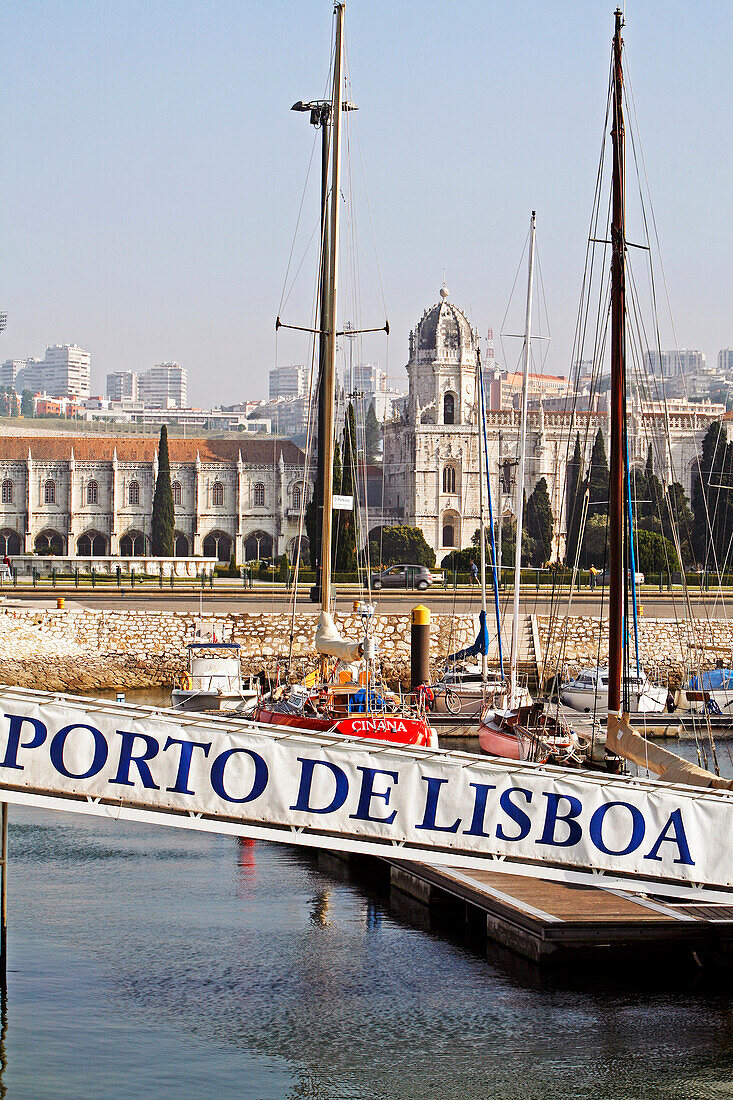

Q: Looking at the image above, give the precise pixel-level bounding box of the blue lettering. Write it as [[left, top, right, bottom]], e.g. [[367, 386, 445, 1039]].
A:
[[462, 783, 497, 837], [589, 801, 645, 856], [415, 776, 461, 834], [290, 757, 348, 814], [163, 737, 211, 795], [210, 748, 268, 804], [349, 767, 398, 825], [537, 792, 583, 847], [111, 731, 160, 790], [0, 712, 47, 770], [49, 723, 108, 780], [496, 786, 533, 842], [644, 808, 695, 866]]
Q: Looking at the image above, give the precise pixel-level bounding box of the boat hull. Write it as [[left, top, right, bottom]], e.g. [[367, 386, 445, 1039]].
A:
[[171, 689, 258, 714], [256, 707, 434, 747]]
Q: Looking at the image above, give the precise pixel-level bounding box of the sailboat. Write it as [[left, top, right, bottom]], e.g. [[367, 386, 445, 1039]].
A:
[[477, 214, 582, 765], [256, 2, 433, 749]]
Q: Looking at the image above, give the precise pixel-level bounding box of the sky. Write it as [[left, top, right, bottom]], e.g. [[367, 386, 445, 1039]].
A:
[[1, 0, 730, 405]]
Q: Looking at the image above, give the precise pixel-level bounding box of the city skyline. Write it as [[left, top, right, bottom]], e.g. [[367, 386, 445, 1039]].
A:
[[1, 1, 730, 406]]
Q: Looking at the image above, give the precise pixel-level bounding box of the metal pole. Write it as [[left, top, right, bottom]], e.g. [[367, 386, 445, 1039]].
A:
[[608, 8, 625, 718], [320, 2, 345, 620], [311, 106, 331, 604], [509, 211, 536, 705], [497, 433, 503, 587], [476, 349, 488, 680]]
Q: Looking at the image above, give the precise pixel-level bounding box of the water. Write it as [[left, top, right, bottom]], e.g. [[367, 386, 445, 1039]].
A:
[[4, 708, 733, 1097]]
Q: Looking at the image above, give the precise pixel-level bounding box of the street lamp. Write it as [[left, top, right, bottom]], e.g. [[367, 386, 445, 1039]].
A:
[[291, 96, 357, 602]]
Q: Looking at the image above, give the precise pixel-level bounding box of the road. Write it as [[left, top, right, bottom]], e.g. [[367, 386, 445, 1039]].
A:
[[5, 586, 728, 619]]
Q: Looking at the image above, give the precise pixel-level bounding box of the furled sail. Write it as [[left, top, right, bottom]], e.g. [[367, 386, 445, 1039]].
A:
[[447, 610, 489, 664], [606, 713, 733, 791], [315, 610, 362, 662]]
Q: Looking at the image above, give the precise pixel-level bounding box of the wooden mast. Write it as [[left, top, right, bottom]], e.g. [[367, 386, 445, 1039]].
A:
[[320, 2, 345, 621], [608, 8, 625, 718]]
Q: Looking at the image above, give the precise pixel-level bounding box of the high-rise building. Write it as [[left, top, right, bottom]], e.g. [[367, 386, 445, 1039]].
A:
[[351, 362, 386, 396], [138, 363, 187, 409], [0, 360, 30, 389], [106, 371, 139, 402], [718, 349, 733, 374], [269, 364, 308, 400], [644, 349, 706, 378]]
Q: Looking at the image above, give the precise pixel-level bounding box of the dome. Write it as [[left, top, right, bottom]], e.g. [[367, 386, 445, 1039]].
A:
[[415, 286, 475, 359]]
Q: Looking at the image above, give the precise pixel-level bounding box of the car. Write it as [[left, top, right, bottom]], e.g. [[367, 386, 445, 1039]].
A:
[[371, 564, 440, 591]]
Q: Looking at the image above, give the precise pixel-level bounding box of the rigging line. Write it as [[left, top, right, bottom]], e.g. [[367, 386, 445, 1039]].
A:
[[277, 131, 321, 318]]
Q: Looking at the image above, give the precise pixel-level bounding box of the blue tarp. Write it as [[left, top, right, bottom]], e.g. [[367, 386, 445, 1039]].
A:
[[689, 669, 733, 691], [348, 688, 389, 714], [447, 610, 489, 663]]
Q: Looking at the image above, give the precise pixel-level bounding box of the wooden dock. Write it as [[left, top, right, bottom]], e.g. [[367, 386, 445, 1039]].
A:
[[386, 859, 733, 965]]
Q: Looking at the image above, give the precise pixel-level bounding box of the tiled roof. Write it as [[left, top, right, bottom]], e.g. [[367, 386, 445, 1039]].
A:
[[0, 435, 306, 465]]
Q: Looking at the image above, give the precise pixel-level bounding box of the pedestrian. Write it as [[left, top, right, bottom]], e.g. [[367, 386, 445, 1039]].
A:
[[589, 563, 597, 590], [470, 560, 479, 585]]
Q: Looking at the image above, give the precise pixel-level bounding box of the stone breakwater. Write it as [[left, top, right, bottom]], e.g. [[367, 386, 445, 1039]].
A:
[[538, 615, 733, 687], [0, 607, 478, 693]]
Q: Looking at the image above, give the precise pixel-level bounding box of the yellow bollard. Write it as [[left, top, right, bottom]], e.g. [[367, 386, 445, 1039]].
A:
[[56, 597, 65, 610], [411, 605, 430, 688]]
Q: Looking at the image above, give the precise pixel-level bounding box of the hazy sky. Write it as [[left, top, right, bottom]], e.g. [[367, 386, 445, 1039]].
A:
[[1, 0, 730, 405]]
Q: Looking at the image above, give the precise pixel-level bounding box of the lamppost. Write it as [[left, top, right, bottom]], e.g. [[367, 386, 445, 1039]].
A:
[[291, 96, 357, 602]]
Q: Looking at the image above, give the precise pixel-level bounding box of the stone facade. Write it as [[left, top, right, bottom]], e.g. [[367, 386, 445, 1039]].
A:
[[0, 436, 313, 565], [383, 286, 723, 563]]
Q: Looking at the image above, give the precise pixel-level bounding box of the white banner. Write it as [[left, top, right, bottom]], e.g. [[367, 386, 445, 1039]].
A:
[[0, 688, 731, 896]]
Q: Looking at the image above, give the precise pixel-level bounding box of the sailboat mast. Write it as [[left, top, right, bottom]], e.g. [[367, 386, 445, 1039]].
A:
[[320, 2, 345, 617], [476, 345, 488, 680], [509, 211, 536, 703], [608, 8, 625, 717]]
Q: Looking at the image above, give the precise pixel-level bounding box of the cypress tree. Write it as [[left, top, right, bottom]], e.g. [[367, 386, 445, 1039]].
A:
[[526, 477, 554, 565], [364, 401, 381, 463], [587, 427, 610, 518], [335, 404, 357, 572], [152, 424, 175, 556], [565, 433, 583, 566]]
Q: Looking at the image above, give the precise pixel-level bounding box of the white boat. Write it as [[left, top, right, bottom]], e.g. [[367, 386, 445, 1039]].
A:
[[560, 666, 669, 715], [171, 642, 259, 714], [678, 669, 733, 715]]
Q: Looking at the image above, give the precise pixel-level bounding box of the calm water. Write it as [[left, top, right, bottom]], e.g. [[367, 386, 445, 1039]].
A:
[[3, 705, 733, 1097]]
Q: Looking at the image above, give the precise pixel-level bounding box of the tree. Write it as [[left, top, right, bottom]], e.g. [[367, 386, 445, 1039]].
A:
[[581, 514, 609, 568], [634, 529, 679, 575], [335, 404, 357, 572], [368, 525, 435, 568], [565, 433, 583, 567], [691, 421, 732, 567], [305, 441, 341, 573], [151, 425, 175, 556], [20, 390, 35, 418], [587, 427, 609, 517], [525, 477, 553, 565], [663, 481, 694, 566], [364, 401, 381, 463], [639, 444, 664, 526]]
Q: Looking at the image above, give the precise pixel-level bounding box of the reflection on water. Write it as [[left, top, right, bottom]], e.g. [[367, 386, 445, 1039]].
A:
[[2, 706, 733, 1097]]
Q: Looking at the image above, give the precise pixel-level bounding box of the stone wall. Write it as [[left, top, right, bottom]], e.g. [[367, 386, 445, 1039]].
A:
[[538, 615, 733, 687], [0, 607, 478, 692]]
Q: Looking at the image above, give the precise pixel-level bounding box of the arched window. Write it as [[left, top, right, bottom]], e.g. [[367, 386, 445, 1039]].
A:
[[120, 531, 146, 556], [128, 481, 140, 506], [212, 481, 224, 507], [172, 481, 182, 506], [254, 483, 265, 507], [1, 480, 12, 505], [86, 480, 99, 505], [44, 479, 56, 505], [443, 393, 455, 425], [292, 483, 302, 511], [442, 522, 455, 547], [442, 466, 456, 494]]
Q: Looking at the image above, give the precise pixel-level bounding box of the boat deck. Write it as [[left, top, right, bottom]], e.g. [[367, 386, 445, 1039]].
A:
[[385, 859, 733, 963]]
